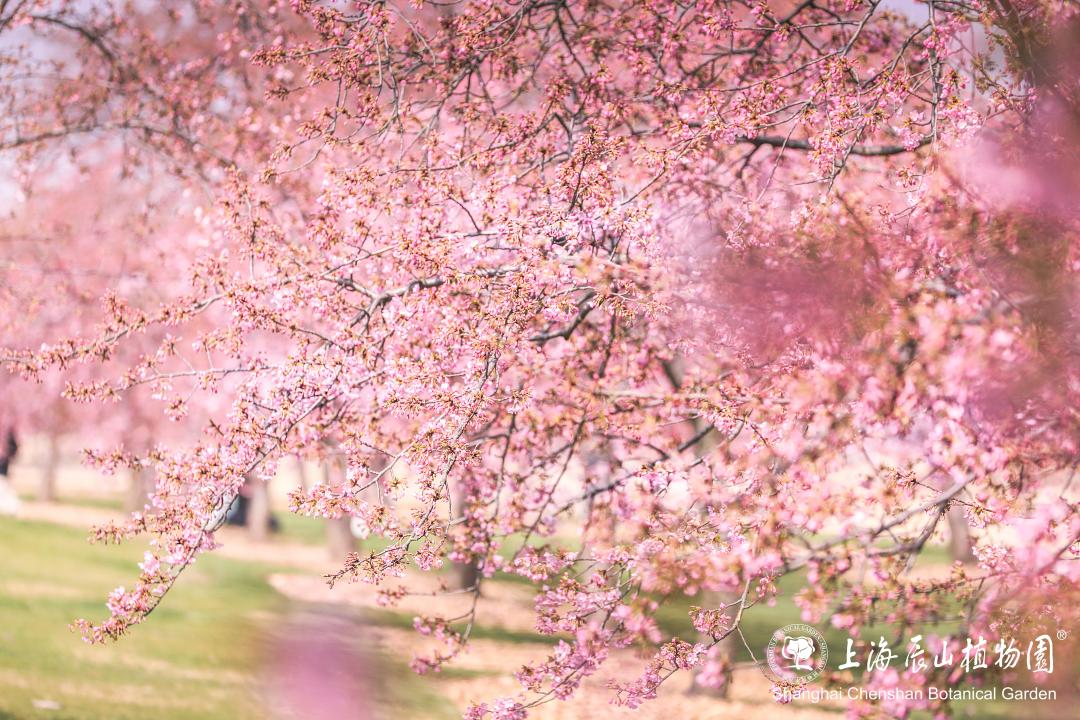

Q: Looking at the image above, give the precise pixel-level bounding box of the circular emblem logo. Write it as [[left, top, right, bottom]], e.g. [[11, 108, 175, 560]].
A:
[[764, 623, 828, 685]]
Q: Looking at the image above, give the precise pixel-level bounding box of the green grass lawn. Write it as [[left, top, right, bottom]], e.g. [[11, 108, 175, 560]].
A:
[[1, 512, 1060, 720], [0, 516, 458, 720], [0, 516, 283, 719]]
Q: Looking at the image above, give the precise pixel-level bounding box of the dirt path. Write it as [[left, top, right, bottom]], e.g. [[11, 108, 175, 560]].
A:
[[267, 569, 841, 719]]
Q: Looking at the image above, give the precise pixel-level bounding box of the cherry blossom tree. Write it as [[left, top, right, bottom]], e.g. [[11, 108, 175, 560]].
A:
[[2, 1, 1078, 718], [0, 159, 200, 502]]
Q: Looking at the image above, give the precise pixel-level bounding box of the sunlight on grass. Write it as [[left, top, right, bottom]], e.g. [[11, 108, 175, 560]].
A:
[[0, 517, 457, 719], [0, 517, 280, 719]]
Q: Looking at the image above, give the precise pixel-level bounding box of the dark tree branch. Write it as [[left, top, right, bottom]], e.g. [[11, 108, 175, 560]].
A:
[[737, 134, 931, 156]]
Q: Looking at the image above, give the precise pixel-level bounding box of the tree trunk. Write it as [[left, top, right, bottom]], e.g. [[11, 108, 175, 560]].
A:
[[327, 516, 355, 559], [451, 552, 481, 592], [688, 589, 735, 697], [296, 456, 311, 491], [449, 483, 481, 592], [947, 505, 974, 563], [663, 357, 735, 696], [124, 464, 154, 512], [39, 433, 60, 502], [247, 475, 272, 541], [322, 460, 356, 559]]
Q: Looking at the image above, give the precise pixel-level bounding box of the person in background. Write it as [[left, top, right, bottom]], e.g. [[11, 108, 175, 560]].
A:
[[0, 427, 20, 515]]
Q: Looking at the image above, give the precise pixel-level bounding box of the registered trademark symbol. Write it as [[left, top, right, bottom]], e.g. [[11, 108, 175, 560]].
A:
[[1057, 629, 1068, 641]]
